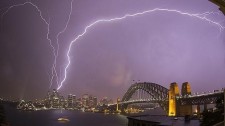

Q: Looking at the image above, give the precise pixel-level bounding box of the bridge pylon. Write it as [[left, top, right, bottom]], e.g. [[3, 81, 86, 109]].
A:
[[177, 82, 193, 116], [181, 82, 191, 96], [168, 82, 180, 116]]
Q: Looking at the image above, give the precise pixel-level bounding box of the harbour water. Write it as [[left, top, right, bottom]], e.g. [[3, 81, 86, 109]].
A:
[[3, 104, 200, 126], [4, 104, 128, 126]]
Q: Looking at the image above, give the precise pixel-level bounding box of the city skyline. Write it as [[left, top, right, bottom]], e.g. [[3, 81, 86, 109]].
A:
[[0, 0, 225, 100]]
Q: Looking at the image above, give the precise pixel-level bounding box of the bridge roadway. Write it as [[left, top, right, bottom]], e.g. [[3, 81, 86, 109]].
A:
[[176, 90, 224, 105], [108, 90, 223, 106], [108, 98, 162, 106]]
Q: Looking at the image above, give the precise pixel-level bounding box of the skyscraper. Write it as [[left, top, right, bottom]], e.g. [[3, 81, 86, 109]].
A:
[[82, 94, 89, 107], [72, 95, 76, 107], [93, 97, 97, 107], [67, 94, 73, 108]]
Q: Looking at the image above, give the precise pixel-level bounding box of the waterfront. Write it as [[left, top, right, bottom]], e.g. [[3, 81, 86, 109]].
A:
[[4, 104, 127, 126], [3, 104, 200, 126]]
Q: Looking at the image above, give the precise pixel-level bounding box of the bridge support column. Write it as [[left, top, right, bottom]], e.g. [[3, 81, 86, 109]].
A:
[[197, 105, 201, 118], [178, 105, 192, 116], [203, 104, 207, 111], [168, 82, 180, 116]]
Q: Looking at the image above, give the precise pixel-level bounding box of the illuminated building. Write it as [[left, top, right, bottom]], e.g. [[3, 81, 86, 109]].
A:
[[47, 91, 51, 100], [59, 96, 65, 108], [88, 95, 97, 108], [72, 95, 76, 107], [17, 100, 36, 111], [82, 94, 89, 107], [67, 94, 73, 108], [52, 96, 59, 108], [44, 91, 52, 108], [93, 96, 97, 107], [99, 97, 108, 105], [51, 89, 60, 108], [89, 95, 94, 107], [99, 97, 113, 105], [52, 89, 59, 98], [44, 89, 64, 108], [76, 98, 82, 108], [80, 94, 98, 108]]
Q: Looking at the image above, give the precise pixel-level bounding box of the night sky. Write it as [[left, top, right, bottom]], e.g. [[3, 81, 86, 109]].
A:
[[0, 0, 225, 101]]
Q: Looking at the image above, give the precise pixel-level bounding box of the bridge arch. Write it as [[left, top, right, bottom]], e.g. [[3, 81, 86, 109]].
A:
[[121, 82, 169, 112]]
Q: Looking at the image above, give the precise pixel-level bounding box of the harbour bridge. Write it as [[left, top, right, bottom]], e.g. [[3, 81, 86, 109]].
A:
[[108, 82, 224, 116]]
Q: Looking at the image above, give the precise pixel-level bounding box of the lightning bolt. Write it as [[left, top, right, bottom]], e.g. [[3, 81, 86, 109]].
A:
[[55, 0, 74, 87], [1, 2, 224, 91], [57, 8, 225, 90], [1, 1, 59, 89]]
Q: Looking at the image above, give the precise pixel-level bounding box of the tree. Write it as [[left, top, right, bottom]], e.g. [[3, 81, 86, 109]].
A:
[[0, 104, 7, 125], [201, 95, 224, 126]]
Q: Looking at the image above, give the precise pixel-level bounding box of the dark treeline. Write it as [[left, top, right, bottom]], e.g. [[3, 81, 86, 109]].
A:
[[201, 95, 224, 126], [0, 104, 7, 125]]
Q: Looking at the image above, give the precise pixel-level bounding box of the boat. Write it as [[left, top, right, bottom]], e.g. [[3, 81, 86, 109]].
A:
[[58, 117, 70, 122]]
